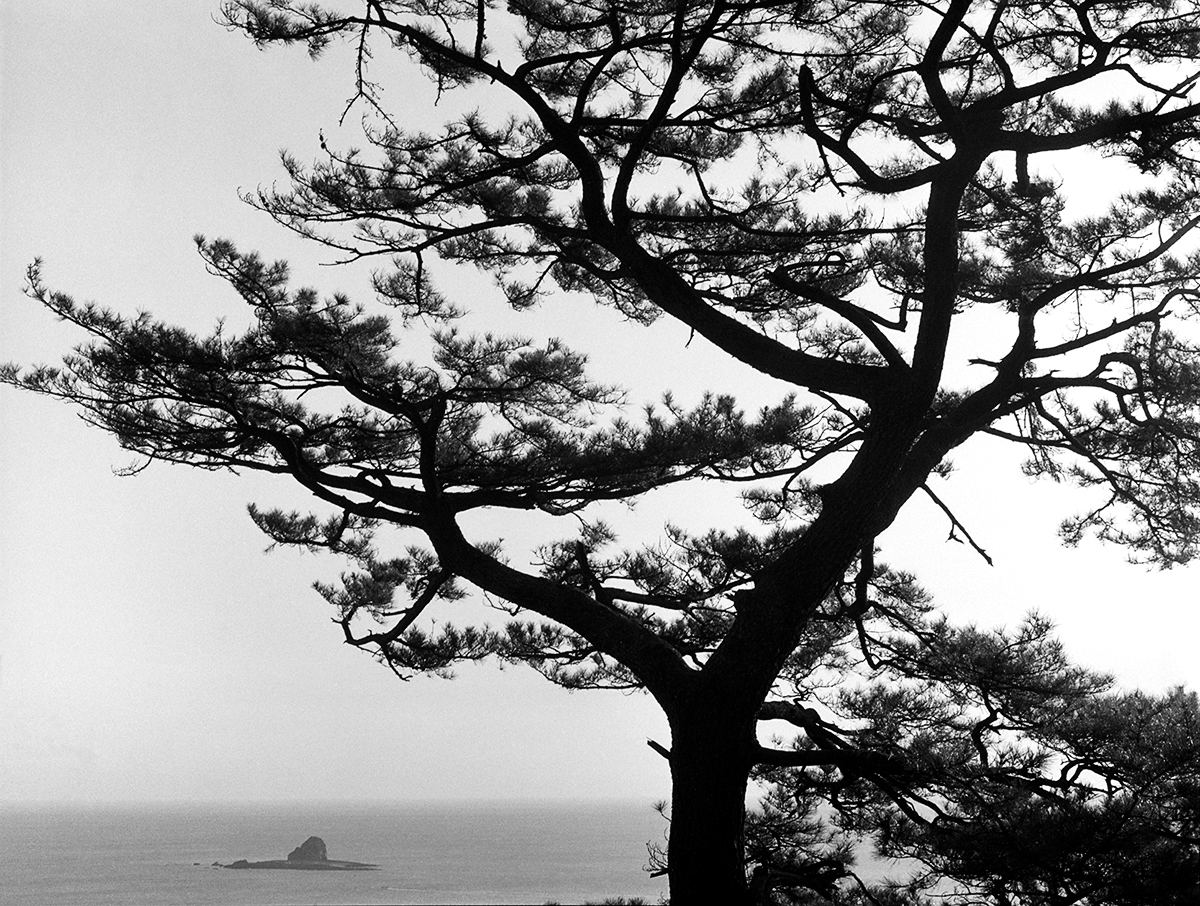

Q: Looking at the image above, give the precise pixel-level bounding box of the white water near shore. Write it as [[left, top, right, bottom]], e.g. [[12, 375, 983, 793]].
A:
[[0, 800, 669, 905]]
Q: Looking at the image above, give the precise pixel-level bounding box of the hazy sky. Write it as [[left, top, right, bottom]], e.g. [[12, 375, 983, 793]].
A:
[[2, 3, 1199, 806]]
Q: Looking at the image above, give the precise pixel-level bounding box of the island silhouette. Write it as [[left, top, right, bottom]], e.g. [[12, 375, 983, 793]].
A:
[[218, 835, 379, 871]]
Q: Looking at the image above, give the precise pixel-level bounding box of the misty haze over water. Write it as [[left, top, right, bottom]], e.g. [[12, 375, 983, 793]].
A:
[[0, 800, 669, 905]]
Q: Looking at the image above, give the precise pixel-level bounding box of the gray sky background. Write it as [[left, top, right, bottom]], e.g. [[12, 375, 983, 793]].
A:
[[2, 3, 1198, 805]]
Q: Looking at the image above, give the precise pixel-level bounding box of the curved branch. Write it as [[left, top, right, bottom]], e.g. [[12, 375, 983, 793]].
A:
[[422, 508, 696, 711], [768, 267, 911, 372]]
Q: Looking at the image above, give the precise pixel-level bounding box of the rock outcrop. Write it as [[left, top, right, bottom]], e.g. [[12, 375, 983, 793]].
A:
[[219, 836, 378, 871], [287, 836, 328, 862]]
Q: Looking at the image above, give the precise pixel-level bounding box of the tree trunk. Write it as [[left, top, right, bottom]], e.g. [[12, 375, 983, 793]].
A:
[[667, 713, 756, 905]]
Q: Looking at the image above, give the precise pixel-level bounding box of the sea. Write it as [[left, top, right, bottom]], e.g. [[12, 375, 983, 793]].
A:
[[0, 800, 669, 905]]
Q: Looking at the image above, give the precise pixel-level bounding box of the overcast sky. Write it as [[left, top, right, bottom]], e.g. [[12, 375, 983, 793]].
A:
[[2, 3, 1198, 806]]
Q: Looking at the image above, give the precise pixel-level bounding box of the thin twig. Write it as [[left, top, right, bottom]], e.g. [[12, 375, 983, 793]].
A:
[[921, 483, 993, 565]]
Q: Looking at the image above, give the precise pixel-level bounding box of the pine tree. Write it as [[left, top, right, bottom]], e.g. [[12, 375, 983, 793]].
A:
[[7, 2, 1200, 901]]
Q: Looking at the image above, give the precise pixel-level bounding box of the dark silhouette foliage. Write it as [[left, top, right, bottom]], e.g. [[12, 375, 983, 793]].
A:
[[7, 1, 1200, 902]]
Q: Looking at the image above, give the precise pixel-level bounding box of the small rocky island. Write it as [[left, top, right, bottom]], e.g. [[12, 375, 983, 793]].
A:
[[219, 836, 379, 871]]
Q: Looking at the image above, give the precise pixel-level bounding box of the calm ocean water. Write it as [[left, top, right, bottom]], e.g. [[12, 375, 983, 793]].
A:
[[0, 800, 668, 905]]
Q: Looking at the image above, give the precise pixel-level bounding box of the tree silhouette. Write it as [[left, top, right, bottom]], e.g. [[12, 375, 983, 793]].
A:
[[7, 1, 1200, 901], [741, 624, 1200, 904]]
